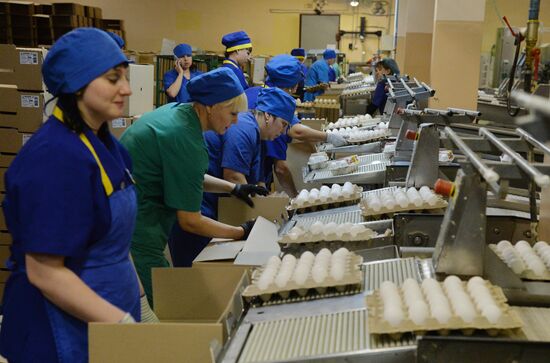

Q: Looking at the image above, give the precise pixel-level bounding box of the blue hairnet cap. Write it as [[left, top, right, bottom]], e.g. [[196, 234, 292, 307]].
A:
[[290, 48, 305, 58], [106, 31, 124, 49], [222, 31, 252, 52], [187, 67, 244, 106], [323, 49, 336, 60], [43, 28, 127, 97], [256, 87, 296, 123], [174, 43, 193, 58], [265, 54, 303, 88]]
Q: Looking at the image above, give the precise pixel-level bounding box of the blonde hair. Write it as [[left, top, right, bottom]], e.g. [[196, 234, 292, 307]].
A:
[[215, 92, 248, 113]]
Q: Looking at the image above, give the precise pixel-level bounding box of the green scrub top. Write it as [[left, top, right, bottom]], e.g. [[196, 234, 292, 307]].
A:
[[120, 102, 208, 303]]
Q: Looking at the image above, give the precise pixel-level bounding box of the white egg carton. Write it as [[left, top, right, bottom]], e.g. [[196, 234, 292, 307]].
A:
[[242, 249, 363, 302], [279, 221, 389, 244], [328, 155, 360, 176], [360, 187, 448, 218], [307, 152, 330, 170], [288, 183, 363, 211], [367, 277, 522, 337], [489, 241, 550, 281]]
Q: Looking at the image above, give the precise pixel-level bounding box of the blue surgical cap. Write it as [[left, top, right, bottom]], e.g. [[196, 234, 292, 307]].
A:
[[265, 55, 303, 89], [106, 31, 125, 49], [290, 48, 306, 58], [256, 87, 296, 123], [42, 28, 127, 96], [187, 67, 244, 106], [222, 31, 252, 52], [174, 43, 193, 58], [323, 49, 336, 60]]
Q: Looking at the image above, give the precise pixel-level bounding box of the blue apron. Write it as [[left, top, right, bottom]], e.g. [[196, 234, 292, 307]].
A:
[[1, 108, 140, 363]]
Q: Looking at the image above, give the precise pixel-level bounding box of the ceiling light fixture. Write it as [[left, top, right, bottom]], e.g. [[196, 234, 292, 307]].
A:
[[350, 0, 359, 6]]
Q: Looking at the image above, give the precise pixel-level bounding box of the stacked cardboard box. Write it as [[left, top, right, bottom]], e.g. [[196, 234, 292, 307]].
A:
[[51, 2, 100, 40], [0, 1, 36, 47]]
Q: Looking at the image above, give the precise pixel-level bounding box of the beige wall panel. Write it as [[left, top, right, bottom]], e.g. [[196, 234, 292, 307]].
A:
[[430, 21, 483, 110], [402, 32, 432, 82], [395, 35, 407, 68]]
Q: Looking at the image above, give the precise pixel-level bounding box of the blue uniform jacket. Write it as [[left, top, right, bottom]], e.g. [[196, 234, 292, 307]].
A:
[[221, 59, 248, 90], [304, 59, 330, 101], [163, 69, 203, 103]]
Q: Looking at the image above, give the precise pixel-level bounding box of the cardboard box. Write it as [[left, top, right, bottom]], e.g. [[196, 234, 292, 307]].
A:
[[0, 232, 12, 246], [52, 3, 84, 16], [0, 208, 6, 231], [0, 245, 10, 268], [0, 44, 45, 91], [89, 265, 249, 363], [0, 86, 45, 132], [5, 1, 34, 15], [217, 195, 289, 226], [0, 282, 5, 301], [0, 167, 6, 192], [109, 117, 133, 139], [93, 7, 102, 19], [50, 14, 80, 27], [0, 154, 15, 168], [124, 64, 154, 117], [0, 270, 10, 283], [0, 128, 33, 153]]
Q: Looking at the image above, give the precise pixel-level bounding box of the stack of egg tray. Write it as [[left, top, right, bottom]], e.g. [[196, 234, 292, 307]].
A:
[[360, 187, 448, 219], [287, 185, 363, 214], [367, 280, 523, 339], [242, 254, 363, 306], [346, 129, 392, 145], [489, 244, 550, 281]]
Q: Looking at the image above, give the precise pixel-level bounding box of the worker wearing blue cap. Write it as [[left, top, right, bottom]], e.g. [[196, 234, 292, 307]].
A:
[[244, 54, 347, 196], [221, 30, 252, 89], [304, 49, 337, 101], [163, 43, 203, 103], [291, 48, 309, 101], [120, 67, 265, 304], [168, 87, 293, 266], [0, 28, 142, 363], [367, 58, 400, 116]]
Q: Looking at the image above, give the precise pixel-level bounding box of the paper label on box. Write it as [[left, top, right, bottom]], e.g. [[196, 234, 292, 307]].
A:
[[111, 118, 127, 128], [21, 95, 40, 108], [19, 51, 39, 65], [22, 134, 32, 145]]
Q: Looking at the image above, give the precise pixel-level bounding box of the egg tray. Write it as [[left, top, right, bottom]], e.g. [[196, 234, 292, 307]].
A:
[[366, 281, 523, 338], [241, 254, 364, 303], [288, 185, 363, 212], [278, 226, 391, 244], [323, 120, 381, 131], [488, 244, 550, 281], [360, 187, 448, 218], [330, 162, 360, 176], [346, 130, 391, 145], [307, 152, 330, 171]]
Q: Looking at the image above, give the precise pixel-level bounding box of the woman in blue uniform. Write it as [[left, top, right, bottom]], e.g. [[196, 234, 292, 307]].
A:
[[304, 49, 337, 101], [367, 58, 400, 116], [168, 87, 295, 267], [0, 28, 141, 363], [291, 48, 308, 101], [163, 43, 203, 103], [221, 30, 252, 90]]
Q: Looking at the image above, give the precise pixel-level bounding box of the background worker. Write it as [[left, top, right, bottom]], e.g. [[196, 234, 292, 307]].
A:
[[367, 58, 400, 116], [0, 28, 140, 363], [169, 87, 295, 267], [290, 47, 308, 101], [221, 30, 252, 90], [246, 54, 347, 197], [164, 43, 203, 103], [120, 68, 262, 305], [304, 49, 337, 101]]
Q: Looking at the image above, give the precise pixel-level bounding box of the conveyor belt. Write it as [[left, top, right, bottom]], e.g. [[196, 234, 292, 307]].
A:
[[317, 141, 385, 155], [303, 153, 391, 184], [363, 258, 422, 291], [237, 309, 415, 363], [512, 307, 550, 341]]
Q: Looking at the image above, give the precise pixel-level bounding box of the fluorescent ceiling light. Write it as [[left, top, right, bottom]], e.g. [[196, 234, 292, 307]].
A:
[[350, 0, 359, 6]]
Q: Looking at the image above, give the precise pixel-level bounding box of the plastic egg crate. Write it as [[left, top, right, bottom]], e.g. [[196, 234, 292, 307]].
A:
[[288, 182, 363, 212], [279, 221, 383, 244], [361, 186, 448, 218], [328, 155, 360, 176], [242, 248, 363, 303], [307, 152, 330, 170], [367, 276, 523, 338], [490, 240, 550, 281]]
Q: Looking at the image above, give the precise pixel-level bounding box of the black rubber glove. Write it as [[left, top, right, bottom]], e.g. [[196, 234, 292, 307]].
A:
[[240, 219, 256, 240], [231, 184, 269, 207]]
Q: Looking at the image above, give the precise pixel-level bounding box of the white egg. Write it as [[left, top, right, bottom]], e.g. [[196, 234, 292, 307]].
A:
[[497, 240, 513, 251], [408, 301, 429, 325], [534, 241, 549, 253], [466, 276, 485, 291], [310, 221, 324, 235], [482, 304, 502, 324], [322, 222, 338, 237], [335, 224, 349, 238], [308, 188, 320, 203], [332, 247, 349, 260], [292, 265, 310, 285], [266, 256, 281, 269], [330, 263, 345, 281], [406, 188, 423, 207], [342, 182, 354, 197], [383, 305, 404, 327], [312, 264, 328, 283], [349, 224, 367, 238], [367, 195, 382, 212], [528, 259, 546, 276], [443, 275, 462, 291], [430, 304, 452, 324], [300, 251, 315, 263], [297, 189, 309, 200], [393, 190, 409, 208], [515, 240, 532, 252]]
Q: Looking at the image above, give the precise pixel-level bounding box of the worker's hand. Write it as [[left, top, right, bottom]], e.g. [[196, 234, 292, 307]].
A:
[[240, 219, 256, 240], [231, 184, 269, 207], [327, 132, 348, 147], [118, 312, 136, 324], [175, 59, 183, 74]]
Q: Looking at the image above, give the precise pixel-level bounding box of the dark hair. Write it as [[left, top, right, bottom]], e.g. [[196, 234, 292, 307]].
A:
[[379, 58, 400, 75], [56, 93, 109, 137]]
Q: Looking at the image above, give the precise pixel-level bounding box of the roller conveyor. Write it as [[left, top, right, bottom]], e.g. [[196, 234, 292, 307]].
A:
[[302, 153, 391, 184]]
